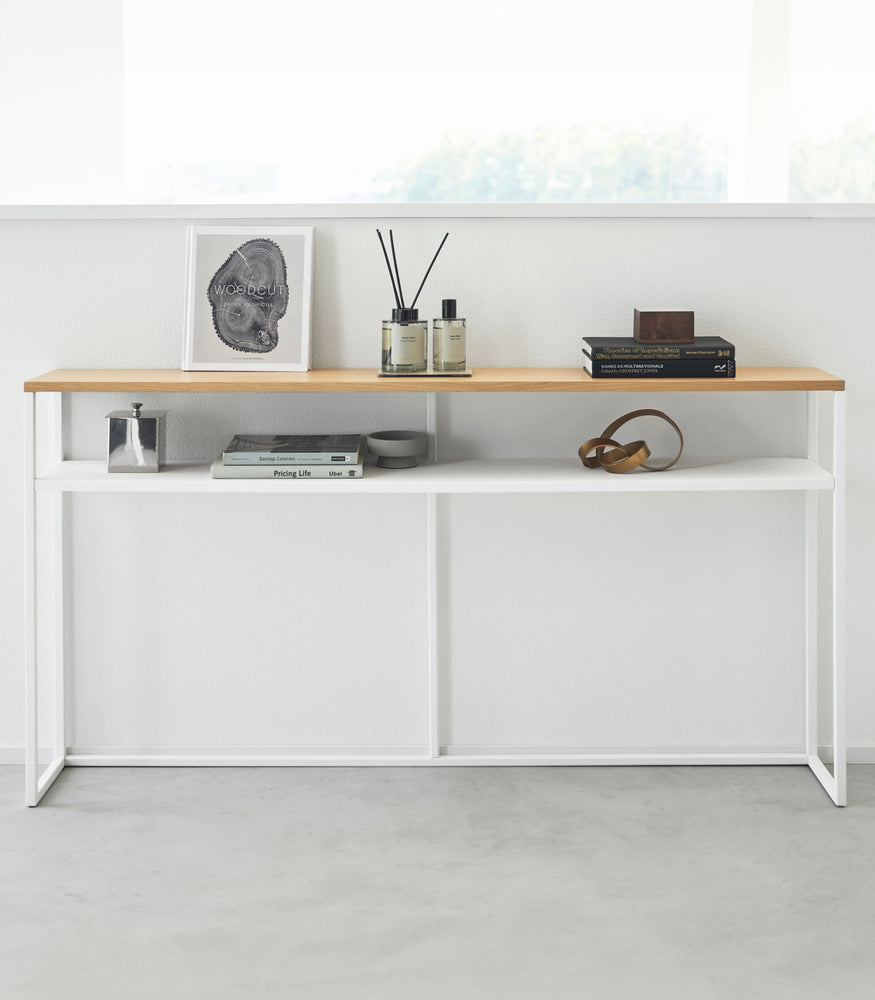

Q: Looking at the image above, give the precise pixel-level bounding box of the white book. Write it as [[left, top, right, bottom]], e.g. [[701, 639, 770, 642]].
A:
[[211, 458, 363, 479]]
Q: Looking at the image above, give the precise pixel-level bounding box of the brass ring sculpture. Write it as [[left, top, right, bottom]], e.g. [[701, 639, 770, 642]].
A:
[[578, 409, 684, 473]]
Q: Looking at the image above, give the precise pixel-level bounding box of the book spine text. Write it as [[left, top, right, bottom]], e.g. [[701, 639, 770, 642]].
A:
[[582, 344, 735, 361], [212, 461, 363, 479], [584, 359, 736, 378]]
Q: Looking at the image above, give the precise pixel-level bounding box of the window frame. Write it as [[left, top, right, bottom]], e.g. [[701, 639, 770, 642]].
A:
[[3, 203, 874, 221]]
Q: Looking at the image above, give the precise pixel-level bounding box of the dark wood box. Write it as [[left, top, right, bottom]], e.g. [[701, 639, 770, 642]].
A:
[[634, 309, 694, 343]]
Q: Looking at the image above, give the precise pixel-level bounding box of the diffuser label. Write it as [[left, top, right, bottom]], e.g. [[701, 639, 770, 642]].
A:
[[435, 329, 465, 364], [390, 324, 426, 365]]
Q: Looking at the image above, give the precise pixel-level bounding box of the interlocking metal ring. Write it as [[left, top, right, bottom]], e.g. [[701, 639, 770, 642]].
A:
[[578, 410, 683, 473]]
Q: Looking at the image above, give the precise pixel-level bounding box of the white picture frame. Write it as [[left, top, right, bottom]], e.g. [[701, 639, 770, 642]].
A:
[[183, 225, 313, 371]]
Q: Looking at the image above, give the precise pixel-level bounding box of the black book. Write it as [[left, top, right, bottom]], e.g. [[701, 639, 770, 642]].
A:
[[583, 353, 735, 378], [582, 336, 735, 361]]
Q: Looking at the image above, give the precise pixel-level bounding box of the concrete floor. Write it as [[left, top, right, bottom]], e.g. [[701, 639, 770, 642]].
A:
[[2, 764, 874, 1000]]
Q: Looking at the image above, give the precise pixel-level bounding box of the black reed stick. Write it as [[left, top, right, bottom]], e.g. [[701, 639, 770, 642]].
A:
[[410, 232, 449, 309], [376, 229, 401, 310], [389, 230, 405, 307]]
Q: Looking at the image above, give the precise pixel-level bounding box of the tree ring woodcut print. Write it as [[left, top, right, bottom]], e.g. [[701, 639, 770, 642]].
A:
[[208, 239, 288, 353], [184, 226, 313, 371]]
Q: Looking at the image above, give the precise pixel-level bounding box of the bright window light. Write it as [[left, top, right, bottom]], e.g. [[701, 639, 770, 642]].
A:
[[0, 0, 873, 204], [788, 0, 875, 200]]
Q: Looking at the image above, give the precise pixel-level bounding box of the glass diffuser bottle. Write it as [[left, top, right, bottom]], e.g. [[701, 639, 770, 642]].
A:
[[382, 307, 427, 373], [432, 298, 466, 371]]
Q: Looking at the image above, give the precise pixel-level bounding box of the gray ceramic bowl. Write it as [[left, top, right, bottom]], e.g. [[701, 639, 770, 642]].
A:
[[366, 430, 428, 468]]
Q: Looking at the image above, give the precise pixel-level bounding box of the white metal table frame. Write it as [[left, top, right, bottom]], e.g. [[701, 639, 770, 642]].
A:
[[23, 373, 847, 806]]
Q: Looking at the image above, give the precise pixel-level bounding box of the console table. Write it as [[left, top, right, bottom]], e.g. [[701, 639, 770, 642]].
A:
[[23, 368, 846, 805]]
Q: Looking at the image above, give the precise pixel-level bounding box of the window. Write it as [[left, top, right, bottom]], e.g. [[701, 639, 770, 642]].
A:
[[788, 0, 875, 200], [1, 0, 873, 204]]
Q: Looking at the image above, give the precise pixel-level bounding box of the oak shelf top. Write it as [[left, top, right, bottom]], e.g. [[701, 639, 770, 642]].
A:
[[24, 367, 845, 394]]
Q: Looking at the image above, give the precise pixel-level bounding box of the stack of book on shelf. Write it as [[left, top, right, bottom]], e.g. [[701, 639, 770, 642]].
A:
[[582, 336, 736, 378], [210, 434, 364, 479]]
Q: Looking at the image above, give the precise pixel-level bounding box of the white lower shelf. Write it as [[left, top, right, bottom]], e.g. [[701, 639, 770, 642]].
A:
[[35, 457, 835, 493]]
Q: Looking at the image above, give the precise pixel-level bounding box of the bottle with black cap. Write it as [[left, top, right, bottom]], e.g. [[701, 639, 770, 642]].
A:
[[381, 306, 427, 373], [432, 299, 466, 372]]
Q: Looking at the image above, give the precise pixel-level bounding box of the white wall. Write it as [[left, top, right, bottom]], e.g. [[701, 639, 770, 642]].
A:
[[2, 209, 873, 756], [0, 2, 123, 203]]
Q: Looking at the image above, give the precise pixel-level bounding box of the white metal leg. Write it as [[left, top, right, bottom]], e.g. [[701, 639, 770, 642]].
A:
[[52, 486, 66, 763], [425, 392, 441, 755], [804, 393, 819, 769], [24, 393, 38, 806], [24, 391, 67, 806], [426, 391, 438, 461], [805, 390, 846, 806], [427, 492, 440, 757], [830, 390, 847, 805]]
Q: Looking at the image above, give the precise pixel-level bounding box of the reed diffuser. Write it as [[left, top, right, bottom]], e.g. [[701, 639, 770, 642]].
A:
[[378, 229, 449, 373]]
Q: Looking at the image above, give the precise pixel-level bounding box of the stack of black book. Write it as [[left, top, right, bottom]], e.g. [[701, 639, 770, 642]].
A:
[[582, 336, 736, 379], [210, 434, 365, 479]]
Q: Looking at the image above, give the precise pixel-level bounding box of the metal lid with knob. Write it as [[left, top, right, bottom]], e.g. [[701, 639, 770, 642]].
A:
[[105, 403, 168, 472]]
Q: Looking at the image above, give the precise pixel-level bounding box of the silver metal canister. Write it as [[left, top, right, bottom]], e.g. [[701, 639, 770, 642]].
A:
[[106, 402, 166, 472]]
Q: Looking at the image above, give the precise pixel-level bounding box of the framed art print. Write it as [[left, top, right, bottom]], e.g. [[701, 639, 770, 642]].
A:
[[183, 225, 313, 371]]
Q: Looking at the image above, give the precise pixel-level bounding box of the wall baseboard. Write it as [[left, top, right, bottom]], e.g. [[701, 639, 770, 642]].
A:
[[4, 747, 875, 765]]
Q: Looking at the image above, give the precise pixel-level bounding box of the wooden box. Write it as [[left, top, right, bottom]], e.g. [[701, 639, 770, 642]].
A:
[[634, 309, 694, 343]]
